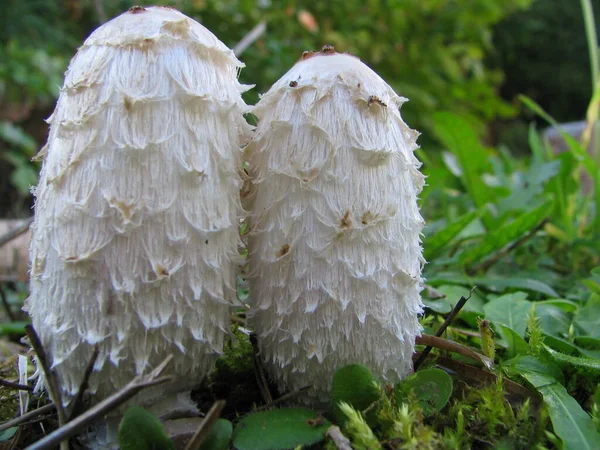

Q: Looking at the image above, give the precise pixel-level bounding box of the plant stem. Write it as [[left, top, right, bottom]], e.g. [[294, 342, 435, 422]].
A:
[[581, 0, 600, 91]]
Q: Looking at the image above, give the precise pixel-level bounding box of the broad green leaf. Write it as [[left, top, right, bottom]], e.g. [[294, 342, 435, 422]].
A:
[[484, 292, 531, 337], [118, 407, 174, 450], [575, 295, 600, 338], [459, 199, 552, 268], [499, 325, 529, 358], [431, 112, 494, 229], [232, 408, 330, 450], [395, 369, 453, 415], [422, 297, 453, 314], [200, 419, 233, 450], [518, 355, 600, 450], [424, 209, 482, 261], [331, 364, 381, 419], [425, 272, 558, 297], [471, 277, 558, 297], [536, 303, 572, 337], [515, 355, 564, 386]]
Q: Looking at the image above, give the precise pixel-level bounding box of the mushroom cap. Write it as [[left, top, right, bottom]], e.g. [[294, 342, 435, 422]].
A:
[[27, 6, 251, 422], [246, 47, 425, 402]]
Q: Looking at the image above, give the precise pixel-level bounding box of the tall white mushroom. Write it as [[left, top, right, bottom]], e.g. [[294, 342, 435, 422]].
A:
[[245, 46, 425, 402], [26, 4, 251, 434]]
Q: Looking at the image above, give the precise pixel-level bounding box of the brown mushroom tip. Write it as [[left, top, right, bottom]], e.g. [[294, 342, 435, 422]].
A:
[[297, 46, 360, 63], [128, 5, 146, 13]]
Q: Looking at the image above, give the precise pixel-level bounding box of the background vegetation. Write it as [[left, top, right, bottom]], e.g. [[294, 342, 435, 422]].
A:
[[1, 0, 600, 449]]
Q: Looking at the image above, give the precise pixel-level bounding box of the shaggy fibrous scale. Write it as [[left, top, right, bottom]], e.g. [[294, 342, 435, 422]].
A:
[[26, 6, 251, 413], [245, 47, 425, 401]]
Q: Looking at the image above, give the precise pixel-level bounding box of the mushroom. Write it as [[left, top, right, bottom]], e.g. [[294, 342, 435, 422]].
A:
[[245, 46, 425, 402], [25, 5, 251, 443]]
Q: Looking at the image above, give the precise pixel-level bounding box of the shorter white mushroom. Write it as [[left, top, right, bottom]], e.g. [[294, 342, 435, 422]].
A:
[[246, 46, 425, 402]]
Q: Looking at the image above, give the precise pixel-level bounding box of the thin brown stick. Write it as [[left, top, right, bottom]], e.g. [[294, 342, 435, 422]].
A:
[[250, 334, 273, 404], [415, 334, 493, 370], [0, 378, 32, 391], [326, 425, 353, 450], [25, 355, 174, 450], [0, 218, 32, 249], [0, 403, 55, 433], [414, 289, 474, 370], [0, 286, 16, 322], [25, 325, 67, 428], [68, 345, 99, 421], [184, 400, 226, 450], [466, 219, 548, 275], [254, 385, 312, 411]]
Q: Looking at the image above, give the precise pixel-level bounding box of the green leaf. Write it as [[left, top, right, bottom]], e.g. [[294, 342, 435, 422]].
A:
[[0, 321, 28, 335], [200, 419, 233, 450], [0, 427, 18, 441], [499, 325, 529, 359], [544, 346, 600, 375], [232, 408, 330, 450], [118, 407, 175, 450], [484, 292, 531, 337], [459, 199, 552, 268], [518, 356, 600, 450], [331, 364, 381, 419], [536, 303, 572, 337], [575, 295, 600, 338], [431, 112, 494, 229], [424, 209, 482, 261], [425, 272, 559, 297], [395, 369, 453, 415]]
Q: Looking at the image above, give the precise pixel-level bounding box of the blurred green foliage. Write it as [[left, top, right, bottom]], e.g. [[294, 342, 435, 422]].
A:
[[0, 0, 534, 215], [494, 0, 600, 123]]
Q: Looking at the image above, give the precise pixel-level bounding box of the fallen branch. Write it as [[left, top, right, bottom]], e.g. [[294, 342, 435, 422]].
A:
[[326, 425, 353, 450], [414, 289, 474, 370], [415, 334, 493, 370], [25, 324, 68, 441], [25, 355, 174, 450], [0, 378, 32, 391], [68, 345, 99, 421], [250, 333, 273, 404], [184, 400, 226, 450], [0, 403, 56, 433], [0, 218, 32, 249], [254, 385, 312, 411]]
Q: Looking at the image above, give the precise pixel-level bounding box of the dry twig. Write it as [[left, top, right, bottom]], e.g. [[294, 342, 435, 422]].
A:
[[0, 378, 32, 391], [414, 289, 474, 370], [327, 425, 353, 450], [25, 324, 68, 446], [415, 334, 493, 370], [0, 218, 32, 249], [0, 403, 56, 433], [25, 355, 174, 450], [184, 400, 226, 450], [68, 345, 99, 421]]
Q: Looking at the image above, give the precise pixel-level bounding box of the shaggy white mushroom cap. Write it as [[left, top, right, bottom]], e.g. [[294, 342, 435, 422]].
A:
[[26, 5, 251, 412], [246, 47, 425, 401]]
